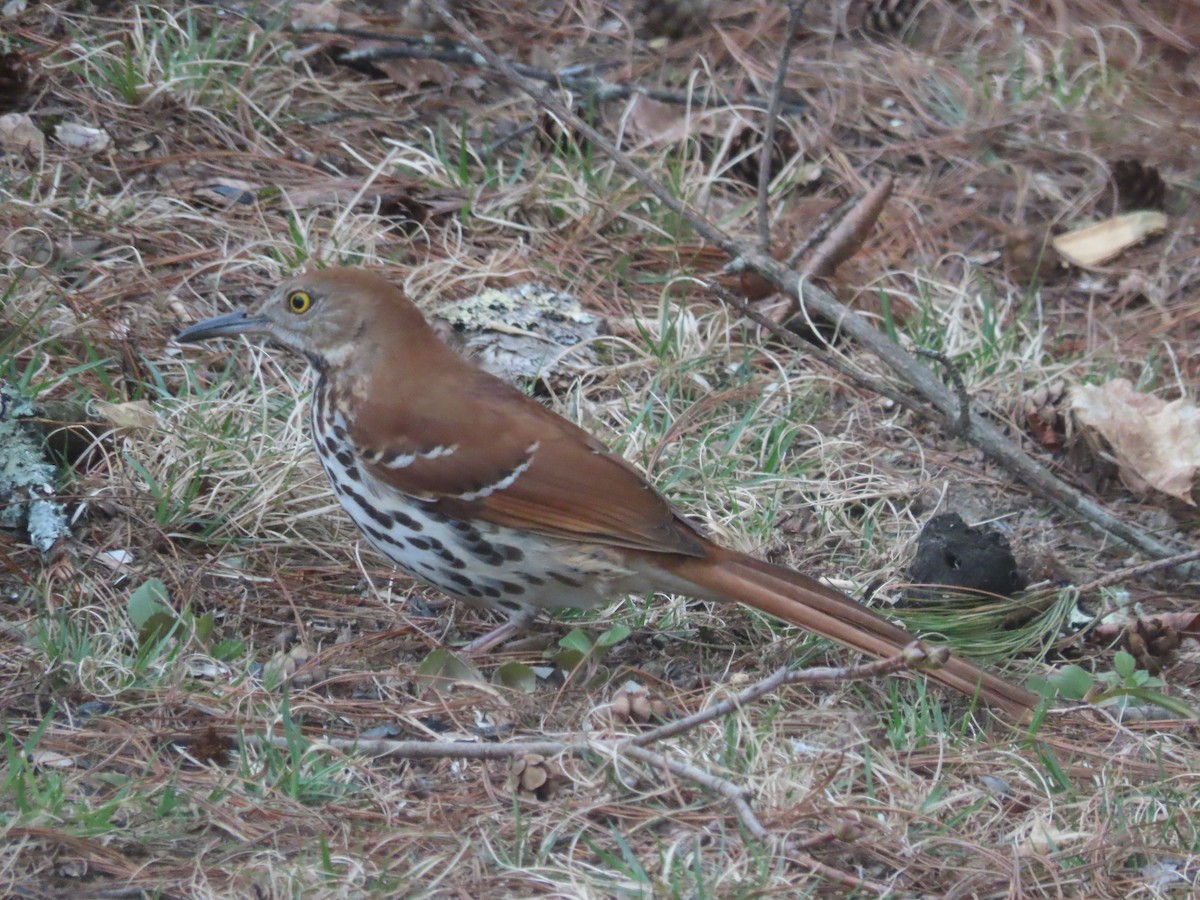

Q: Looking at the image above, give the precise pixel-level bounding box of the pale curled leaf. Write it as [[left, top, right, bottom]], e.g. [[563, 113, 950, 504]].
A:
[[1051, 212, 1167, 269], [0, 112, 43, 155], [94, 400, 162, 431], [623, 96, 696, 146], [1070, 379, 1200, 505], [54, 122, 112, 155]]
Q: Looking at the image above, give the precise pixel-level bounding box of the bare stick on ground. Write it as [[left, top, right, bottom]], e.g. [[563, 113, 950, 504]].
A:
[[254, 649, 924, 894], [756, 1, 809, 250]]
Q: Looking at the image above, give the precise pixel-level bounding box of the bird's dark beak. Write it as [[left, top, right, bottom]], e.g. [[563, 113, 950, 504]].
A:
[[175, 309, 268, 343]]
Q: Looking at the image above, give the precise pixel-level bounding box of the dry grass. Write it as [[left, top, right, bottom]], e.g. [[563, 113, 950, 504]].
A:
[[2, 0, 1199, 896]]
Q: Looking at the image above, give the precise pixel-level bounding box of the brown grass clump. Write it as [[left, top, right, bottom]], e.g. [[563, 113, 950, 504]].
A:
[[2, 0, 1198, 896]]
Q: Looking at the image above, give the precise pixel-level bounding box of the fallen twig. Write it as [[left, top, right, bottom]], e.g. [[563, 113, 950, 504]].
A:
[[246, 645, 919, 892], [287, 24, 809, 115], [915, 347, 970, 437], [1072, 546, 1200, 595], [628, 648, 927, 747], [756, 1, 809, 250]]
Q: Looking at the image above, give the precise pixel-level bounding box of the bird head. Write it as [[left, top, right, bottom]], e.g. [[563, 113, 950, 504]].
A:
[[175, 267, 430, 374]]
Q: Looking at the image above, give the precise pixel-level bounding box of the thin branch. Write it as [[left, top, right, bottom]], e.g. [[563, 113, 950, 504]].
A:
[[915, 347, 970, 436], [288, 25, 808, 114], [1072, 546, 1200, 595], [629, 649, 924, 747], [247, 646, 925, 856], [708, 284, 927, 418], [756, 1, 809, 250], [421, 2, 1181, 562]]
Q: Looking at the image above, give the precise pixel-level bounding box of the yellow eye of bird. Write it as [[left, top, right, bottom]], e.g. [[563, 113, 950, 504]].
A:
[[288, 290, 312, 314]]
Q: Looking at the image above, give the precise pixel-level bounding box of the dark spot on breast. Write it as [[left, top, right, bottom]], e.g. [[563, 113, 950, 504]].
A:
[[482, 585, 501, 599], [340, 484, 368, 508], [500, 581, 524, 596], [500, 545, 524, 562], [442, 570, 472, 589], [335, 449, 354, 468], [408, 537, 430, 551], [324, 436, 340, 454], [360, 522, 404, 554], [549, 572, 583, 589], [358, 501, 392, 528], [450, 519, 480, 539], [498, 599, 525, 612], [392, 510, 423, 532], [523, 573, 545, 587]]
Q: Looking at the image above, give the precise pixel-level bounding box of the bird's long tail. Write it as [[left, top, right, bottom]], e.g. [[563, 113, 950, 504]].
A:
[[670, 546, 1038, 720]]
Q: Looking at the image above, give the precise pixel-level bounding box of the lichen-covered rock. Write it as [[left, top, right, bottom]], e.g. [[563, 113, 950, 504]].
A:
[[434, 284, 602, 383], [0, 388, 70, 552]]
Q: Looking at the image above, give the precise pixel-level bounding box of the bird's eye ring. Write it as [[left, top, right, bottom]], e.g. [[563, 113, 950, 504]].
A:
[[288, 290, 312, 314]]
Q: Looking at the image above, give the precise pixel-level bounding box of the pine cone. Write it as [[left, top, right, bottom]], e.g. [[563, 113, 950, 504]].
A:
[[609, 684, 670, 724], [642, 0, 711, 41], [1022, 381, 1068, 451], [863, 0, 921, 34], [1111, 159, 1166, 212], [727, 123, 800, 186], [1122, 617, 1181, 676]]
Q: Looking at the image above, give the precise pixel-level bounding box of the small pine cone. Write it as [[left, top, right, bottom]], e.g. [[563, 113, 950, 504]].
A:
[[1111, 159, 1166, 212], [609, 684, 670, 724], [642, 0, 711, 41], [1022, 381, 1068, 451], [727, 123, 800, 186], [1122, 618, 1180, 675], [863, 0, 921, 34], [0, 51, 32, 113], [509, 753, 561, 800]]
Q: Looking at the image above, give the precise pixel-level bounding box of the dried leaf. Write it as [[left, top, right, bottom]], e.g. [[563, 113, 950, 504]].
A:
[[802, 177, 893, 279], [0, 112, 43, 155], [1070, 379, 1200, 504], [54, 122, 112, 155], [1051, 212, 1167, 269], [94, 400, 161, 431], [289, 1, 354, 29], [624, 96, 696, 146]]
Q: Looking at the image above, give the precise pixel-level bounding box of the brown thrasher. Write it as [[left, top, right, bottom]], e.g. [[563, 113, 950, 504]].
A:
[[177, 267, 1037, 718]]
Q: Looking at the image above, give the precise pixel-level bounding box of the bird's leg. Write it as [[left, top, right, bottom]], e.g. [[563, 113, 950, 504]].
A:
[[458, 606, 539, 655]]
